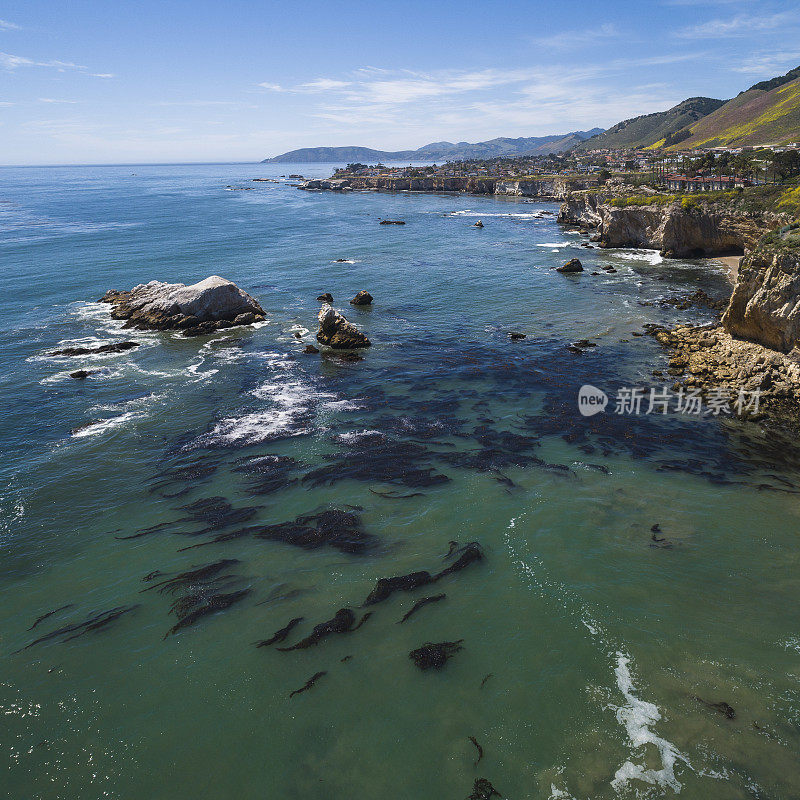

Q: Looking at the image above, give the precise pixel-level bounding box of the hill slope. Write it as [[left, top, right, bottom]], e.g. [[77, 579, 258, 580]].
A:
[[574, 97, 724, 151], [263, 130, 604, 163], [665, 72, 800, 150]]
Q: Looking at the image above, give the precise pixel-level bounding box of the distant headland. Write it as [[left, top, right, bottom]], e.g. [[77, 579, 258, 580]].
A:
[[262, 130, 604, 163]]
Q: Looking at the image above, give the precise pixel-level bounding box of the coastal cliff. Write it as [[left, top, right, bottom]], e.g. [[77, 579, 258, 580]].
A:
[[722, 228, 800, 351], [557, 191, 774, 257], [649, 229, 800, 427], [300, 176, 592, 199]]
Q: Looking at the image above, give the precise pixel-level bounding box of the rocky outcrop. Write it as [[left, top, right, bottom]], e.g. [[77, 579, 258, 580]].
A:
[[649, 323, 800, 426], [494, 176, 589, 199], [316, 304, 371, 349], [51, 341, 139, 357], [350, 290, 373, 306], [556, 258, 583, 273], [100, 276, 265, 337], [558, 192, 773, 258], [722, 233, 800, 352]]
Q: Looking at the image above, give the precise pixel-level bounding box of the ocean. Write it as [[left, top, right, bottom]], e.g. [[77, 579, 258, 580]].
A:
[[1, 162, 799, 800]]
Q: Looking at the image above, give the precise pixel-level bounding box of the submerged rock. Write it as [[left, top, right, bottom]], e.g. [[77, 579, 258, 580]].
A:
[[316, 303, 371, 349], [99, 276, 265, 336], [409, 640, 463, 670], [379, 219, 405, 225], [303, 344, 320, 354], [317, 293, 333, 302], [468, 778, 502, 799], [52, 341, 139, 357], [350, 290, 373, 306]]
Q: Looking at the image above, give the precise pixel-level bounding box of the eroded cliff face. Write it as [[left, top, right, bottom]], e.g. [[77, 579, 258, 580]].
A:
[[557, 192, 771, 257], [722, 236, 800, 352], [301, 176, 591, 198]]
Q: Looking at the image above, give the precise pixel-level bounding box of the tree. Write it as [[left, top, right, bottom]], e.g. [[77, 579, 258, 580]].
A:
[[771, 151, 800, 182]]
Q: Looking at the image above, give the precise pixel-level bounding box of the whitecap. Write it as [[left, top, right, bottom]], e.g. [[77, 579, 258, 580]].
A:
[[449, 209, 546, 219], [610, 653, 689, 793], [335, 429, 382, 444], [70, 410, 146, 438], [504, 516, 690, 796], [611, 249, 664, 266]]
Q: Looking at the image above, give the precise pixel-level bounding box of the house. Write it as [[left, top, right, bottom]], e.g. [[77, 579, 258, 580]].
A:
[[665, 174, 745, 192]]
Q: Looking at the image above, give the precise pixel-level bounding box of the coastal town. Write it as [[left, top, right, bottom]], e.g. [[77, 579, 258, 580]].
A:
[[332, 142, 800, 192]]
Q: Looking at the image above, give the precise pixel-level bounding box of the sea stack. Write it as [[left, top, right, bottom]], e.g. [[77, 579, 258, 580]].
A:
[[556, 258, 584, 273], [99, 276, 265, 336], [316, 304, 371, 349], [350, 290, 373, 306]]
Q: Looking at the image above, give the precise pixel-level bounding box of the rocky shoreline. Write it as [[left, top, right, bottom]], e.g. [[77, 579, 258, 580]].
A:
[[645, 227, 800, 430], [556, 189, 783, 259], [299, 175, 595, 200]]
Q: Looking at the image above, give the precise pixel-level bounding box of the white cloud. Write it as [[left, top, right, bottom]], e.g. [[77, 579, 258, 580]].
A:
[[38, 98, 78, 104], [298, 78, 352, 91], [532, 23, 620, 49], [295, 63, 684, 145], [0, 51, 86, 71], [676, 10, 799, 38], [0, 51, 112, 76], [0, 19, 20, 30], [730, 51, 800, 74], [258, 81, 285, 91]]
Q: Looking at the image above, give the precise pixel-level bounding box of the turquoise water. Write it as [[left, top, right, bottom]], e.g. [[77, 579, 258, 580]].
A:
[[1, 163, 799, 800]]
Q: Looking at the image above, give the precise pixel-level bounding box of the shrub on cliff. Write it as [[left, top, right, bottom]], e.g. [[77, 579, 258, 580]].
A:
[[777, 187, 800, 219]]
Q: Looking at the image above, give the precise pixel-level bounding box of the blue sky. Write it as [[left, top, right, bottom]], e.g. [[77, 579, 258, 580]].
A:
[[1, 0, 799, 164]]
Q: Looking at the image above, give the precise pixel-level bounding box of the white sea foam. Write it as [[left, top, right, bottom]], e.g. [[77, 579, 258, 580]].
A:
[[781, 636, 800, 653], [336, 429, 383, 444], [70, 410, 146, 438], [449, 209, 548, 219], [504, 516, 690, 796], [610, 653, 688, 792], [196, 369, 338, 447], [612, 249, 664, 266], [537, 242, 571, 248]]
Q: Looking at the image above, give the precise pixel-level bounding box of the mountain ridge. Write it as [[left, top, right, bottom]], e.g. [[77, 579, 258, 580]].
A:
[[573, 97, 725, 151], [665, 70, 800, 150], [263, 129, 604, 163]]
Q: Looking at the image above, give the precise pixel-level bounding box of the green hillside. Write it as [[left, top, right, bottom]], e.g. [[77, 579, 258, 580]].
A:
[[573, 97, 724, 151], [665, 72, 800, 150]]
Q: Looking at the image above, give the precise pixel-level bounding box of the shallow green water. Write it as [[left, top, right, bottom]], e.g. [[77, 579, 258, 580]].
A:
[[1, 164, 799, 799]]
